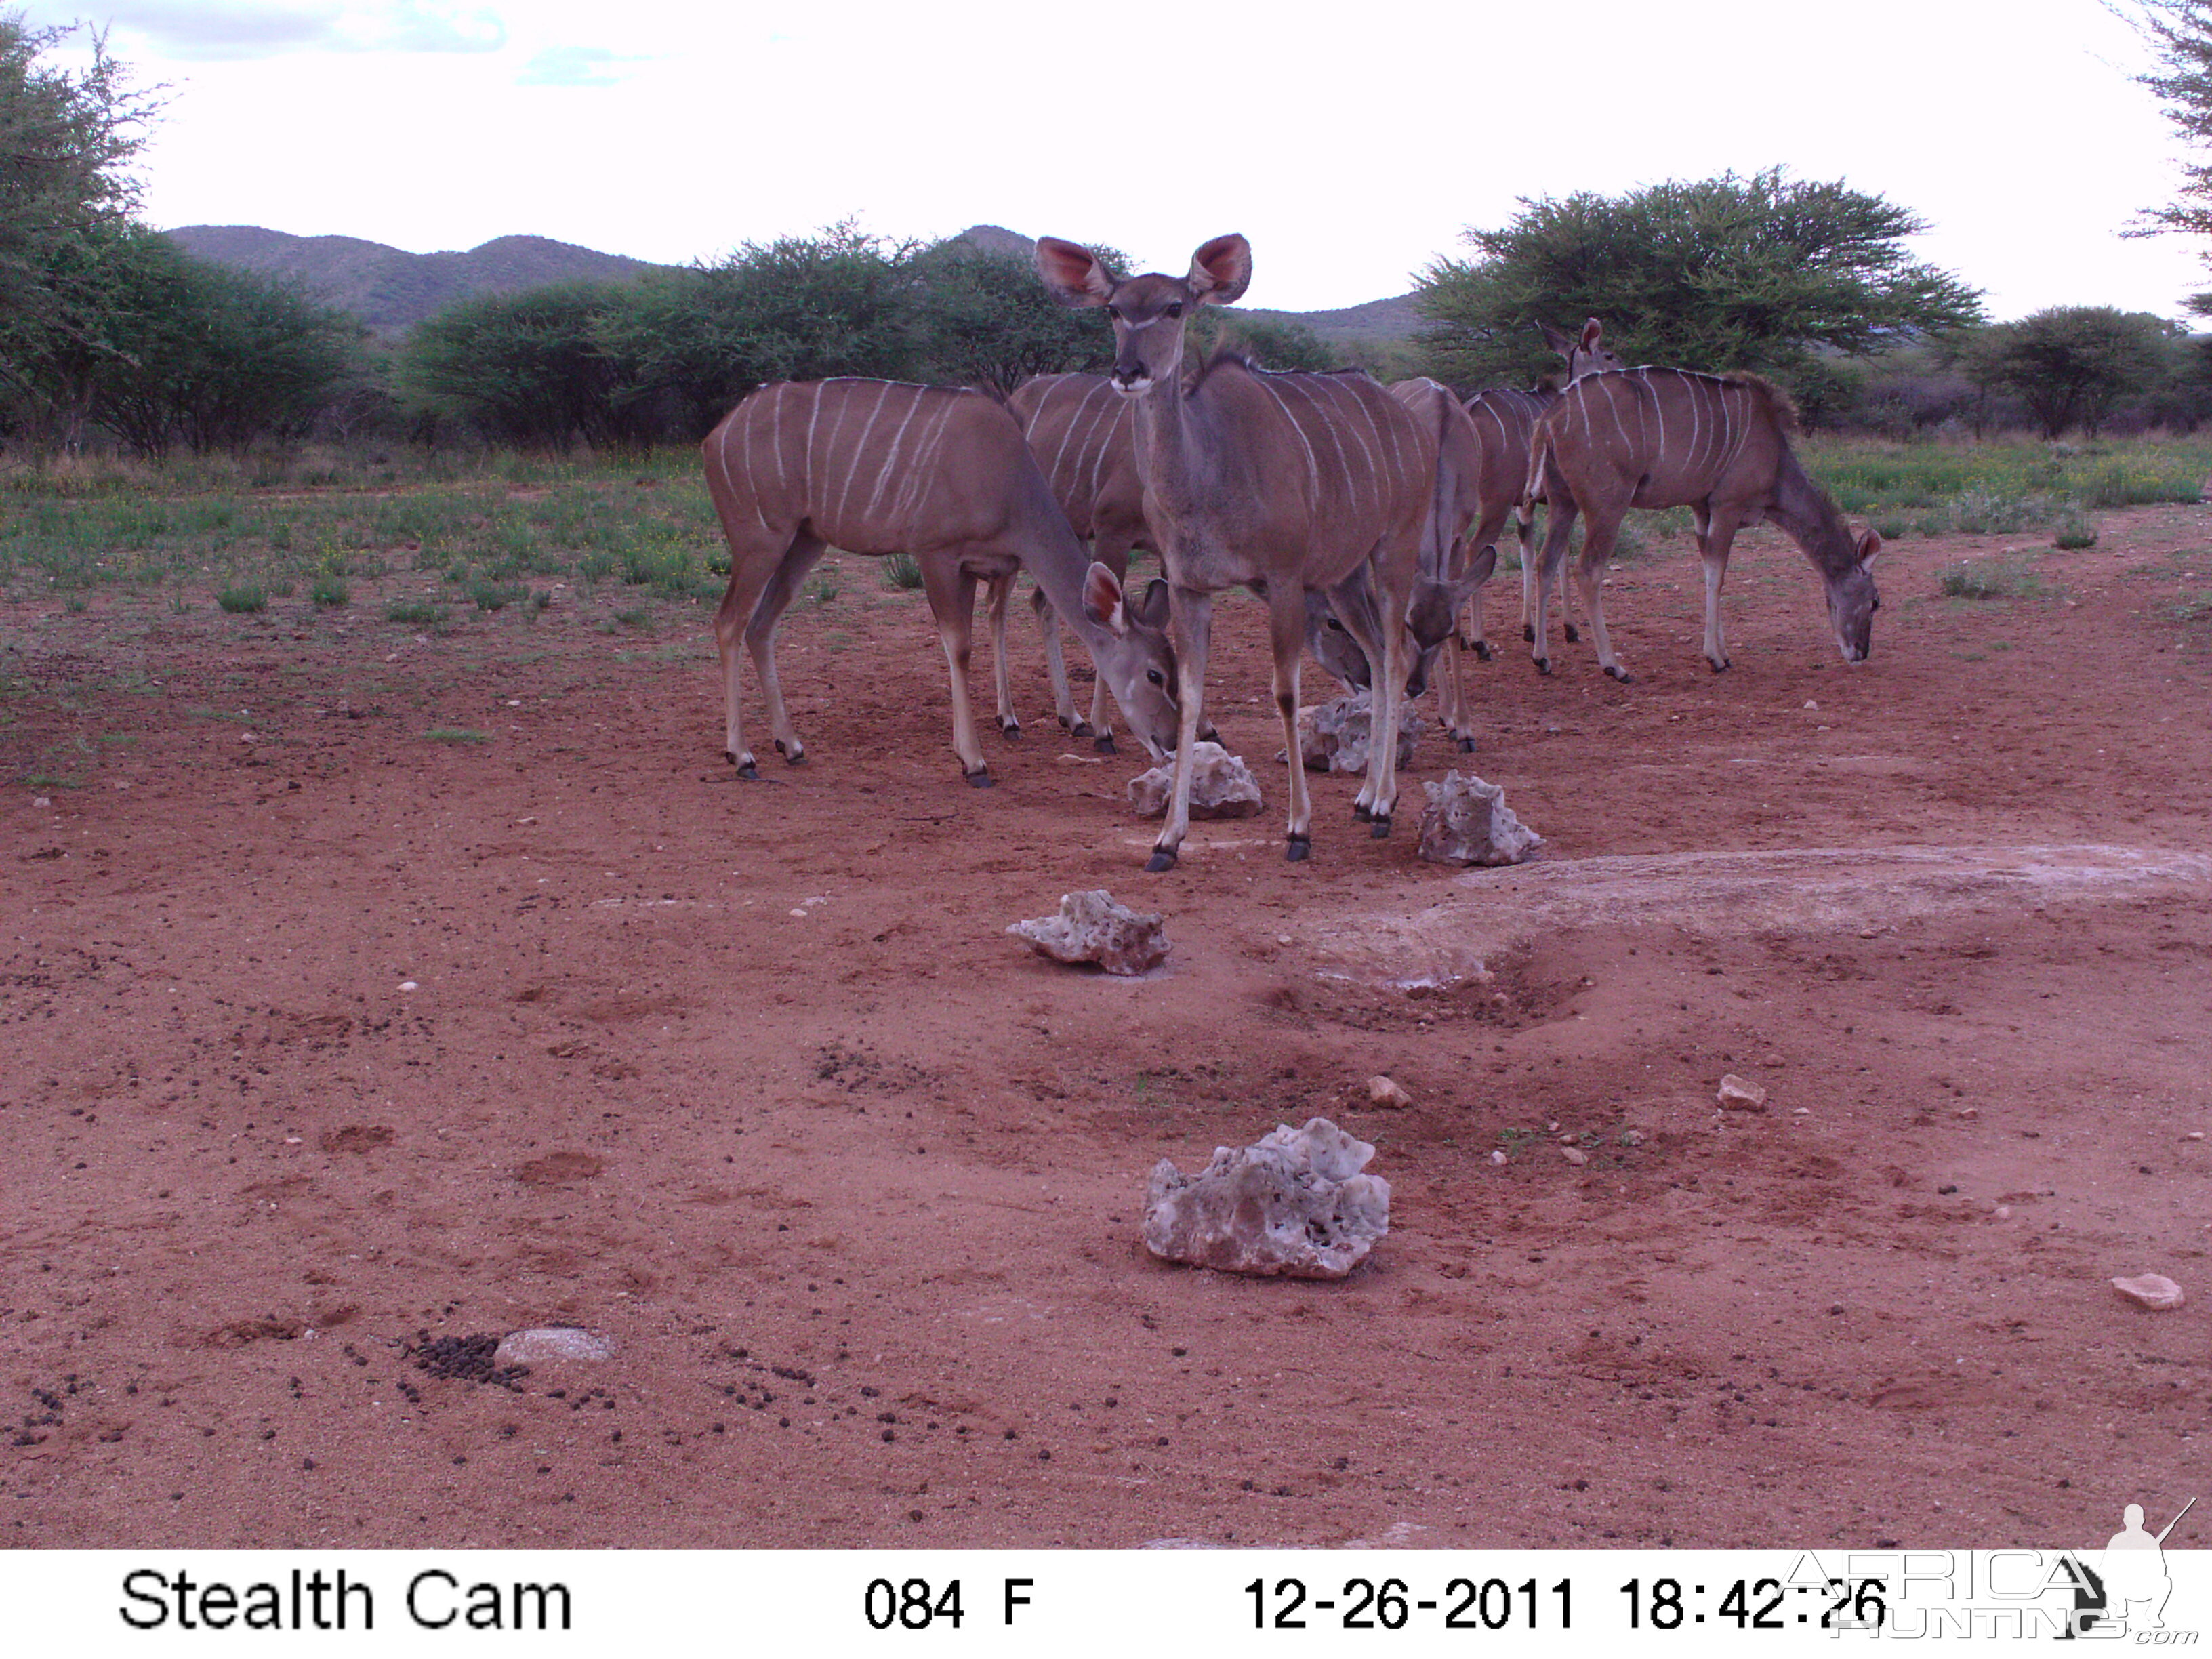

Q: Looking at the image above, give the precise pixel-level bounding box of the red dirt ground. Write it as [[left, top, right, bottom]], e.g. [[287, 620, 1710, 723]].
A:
[[3, 509, 2207, 1550]]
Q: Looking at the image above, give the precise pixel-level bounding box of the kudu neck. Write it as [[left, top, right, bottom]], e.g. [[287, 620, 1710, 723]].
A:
[[1767, 447, 1858, 577]]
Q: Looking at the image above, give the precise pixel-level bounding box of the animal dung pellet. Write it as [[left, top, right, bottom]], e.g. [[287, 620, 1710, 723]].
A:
[[2110, 1274, 2185, 1312], [1717, 1074, 1769, 1112], [1008, 890, 1168, 976]]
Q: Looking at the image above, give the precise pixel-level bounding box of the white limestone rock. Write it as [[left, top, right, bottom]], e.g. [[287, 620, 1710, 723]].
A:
[[1286, 693, 1421, 775], [1416, 771, 1543, 867], [2111, 1273, 2186, 1311], [1008, 890, 1168, 976], [1366, 1075, 1413, 1109], [494, 1326, 616, 1366], [1143, 1118, 1390, 1279], [1717, 1074, 1769, 1113], [1126, 741, 1263, 820]]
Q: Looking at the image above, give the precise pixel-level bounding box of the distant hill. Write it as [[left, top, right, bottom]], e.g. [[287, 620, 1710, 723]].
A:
[[164, 222, 1427, 347], [164, 226, 670, 331]]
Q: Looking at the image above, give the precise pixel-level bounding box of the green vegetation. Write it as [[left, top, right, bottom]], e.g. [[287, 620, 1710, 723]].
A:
[[215, 583, 266, 613], [1799, 435, 2205, 537], [1415, 167, 1982, 394], [1938, 556, 2053, 600], [881, 552, 924, 590], [384, 599, 446, 626], [310, 573, 349, 607], [424, 728, 489, 744]]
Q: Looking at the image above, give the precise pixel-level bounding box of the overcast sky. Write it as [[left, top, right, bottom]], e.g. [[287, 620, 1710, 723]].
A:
[[24, 0, 2212, 321]]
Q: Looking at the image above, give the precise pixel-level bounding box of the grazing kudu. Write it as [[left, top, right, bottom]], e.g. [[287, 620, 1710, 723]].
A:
[[1525, 367, 1882, 680], [996, 372, 1159, 749], [1036, 234, 1435, 871], [701, 378, 1179, 785], [1303, 377, 1496, 747]]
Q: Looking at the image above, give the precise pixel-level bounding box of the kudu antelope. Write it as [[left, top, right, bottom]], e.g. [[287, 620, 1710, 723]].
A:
[[1037, 234, 1435, 871], [701, 378, 1179, 785], [1525, 367, 1881, 680], [995, 372, 1159, 749]]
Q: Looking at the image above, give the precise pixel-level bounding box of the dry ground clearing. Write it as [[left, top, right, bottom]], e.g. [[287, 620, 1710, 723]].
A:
[[3, 504, 2208, 1549]]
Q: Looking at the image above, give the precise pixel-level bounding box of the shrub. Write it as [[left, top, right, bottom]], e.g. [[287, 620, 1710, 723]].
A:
[[468, 579, 528, 611], [424, 728, 487, 744], [216, 583, 267, 613], [2052, 513, 2098, 550], [310, 574, 350, 607], [386, 599, 445, 626], [1938, 557, 2049, 599], [882, 553, 924, 590]]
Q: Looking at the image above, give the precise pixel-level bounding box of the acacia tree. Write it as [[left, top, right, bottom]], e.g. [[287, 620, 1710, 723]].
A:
[[2125, 0, 2212, 309], [1948, 308, 2173, 438], [1415, 168, 1982, 396]]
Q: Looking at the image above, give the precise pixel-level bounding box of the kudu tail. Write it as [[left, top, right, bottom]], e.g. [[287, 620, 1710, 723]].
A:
[[1522, 419, 1553, 510]]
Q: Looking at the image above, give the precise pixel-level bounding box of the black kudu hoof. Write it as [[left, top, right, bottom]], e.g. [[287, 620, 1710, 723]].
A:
[[734, 759, 760, 781], [1369, 814, 1393, 840], [1145, 848, 1178, 874], [1603, 665, 1635, 684], [773, 739, 805, 766], [1456, 735, 1476, 752], [965, 769, 996, 789], [1522, 623, 1536, 643], [1000, 724, 1021, 742], [1709, 659, 1730, 674], [1534, 657, 1551, 676], [1352, 801, 1374, 823], [1563, 623, 1581, 643], [1071, 720, 1094, 739], [1473, 641, 1494, 662], [1285, 834, 1311, 863], [1093, 734, 1117, 756]]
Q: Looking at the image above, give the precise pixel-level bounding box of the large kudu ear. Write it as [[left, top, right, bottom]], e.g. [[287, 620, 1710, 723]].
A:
[[1036, 238, 1113, 309], [1450, 542, 1498, 591], [1578, 318, 1605, 354], [1537, 319, 1575, 356], [1855, 527, 1882, 569], [1081, 561, 1130, 635], [1134, 577, 1172, 630], [1187, 234, 1252, 306]]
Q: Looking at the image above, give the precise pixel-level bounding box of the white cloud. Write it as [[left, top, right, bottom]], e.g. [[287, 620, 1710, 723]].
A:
[[516, 45, 641, 88], [69, 1, 502, 62]]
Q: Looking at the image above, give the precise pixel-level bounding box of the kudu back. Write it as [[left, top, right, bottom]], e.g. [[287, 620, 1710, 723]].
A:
[[1525, 367, 1881, 680], [701, 377, 1177, 785]]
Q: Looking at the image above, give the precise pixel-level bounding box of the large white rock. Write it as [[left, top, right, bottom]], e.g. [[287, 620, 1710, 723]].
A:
[[1126, 742, 1264, 820], [1288, 693, 1421, 775], [1008, 890, 1168, 976], [494, 1326, 616, 1366], [2111, 1273, 2186, 1311], [1143, 1118, 1390, 1279], [1416, 771, 1543, 867]]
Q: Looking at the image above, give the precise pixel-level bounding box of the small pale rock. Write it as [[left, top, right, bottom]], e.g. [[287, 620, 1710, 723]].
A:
[[1143, 1118, 1390, 1279], [1803, 699, 1819, 710], [2188, 1132, 2205, 1141], [32, 796, 51, 808], [1954, 1106, 1980, 1120], [1620, 1130, 1645, 1148], [398, 980, 419, 992], [1717, 1074, 1768, 1112], [1561, 1146, 1589, 1166], [1284, 693, 1420, 774], [1009, 890, 1168, 977], [1416, 772, 1543, 867], [1994, 1205, 2012, 1220], [1366, 1075, 1413, 1109], [1489, 1149, 1508, 1166], [495, 1326, 617, 1365], [2111, 1273, 2186, 1312], [1126, 741, 1263, 819]]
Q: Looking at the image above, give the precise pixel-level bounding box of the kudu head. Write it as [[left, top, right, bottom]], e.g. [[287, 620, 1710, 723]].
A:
[[1305, 592, 1429, 699], [1078, 563, 1181, 757], [1826, 529, 1882, 664], [1538, 317, 1626, 382], [1036, 235, 1253, 396]]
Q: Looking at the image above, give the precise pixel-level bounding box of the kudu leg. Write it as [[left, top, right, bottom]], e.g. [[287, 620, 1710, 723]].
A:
[[712, 545, 791, 778], [1031, 587, 1081, 735], [917, 558, 994, 785], [1695, 507, 1742, 672], [984, 571, 1019, 739], [1530, 493, 1578, 674], [1440, 636, 1475, 750], [739, 533, 827, 771], [1146, 588, 1214, 872], [1267, 590, 1314, 860], [1573, 512, 1632, 683]]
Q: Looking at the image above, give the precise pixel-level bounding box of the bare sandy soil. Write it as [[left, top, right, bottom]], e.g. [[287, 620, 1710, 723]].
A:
[[3, 509, 2208, 1550]]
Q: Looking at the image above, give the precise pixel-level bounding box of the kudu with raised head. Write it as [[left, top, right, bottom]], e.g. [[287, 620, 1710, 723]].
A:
[[701, 378, 1179, 785], [1036, 234, 1435, 871], [1525, 367, 1881, 680]]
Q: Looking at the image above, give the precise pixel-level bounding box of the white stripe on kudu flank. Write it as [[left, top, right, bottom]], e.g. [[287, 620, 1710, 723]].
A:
[[863, 384, 926, 522], [890, 397, 948, 532], [1318, 380, 1379, 522], [1256, 379, 1321, 506], [1291, 380, 1361, 524], [834, 382, 894, 532], [1050, 379, 1106, 493], [771, 387, 788, 499], [1076, 384, 1120, 500], [804, 383, 827, 508], [814, 385, 857, 522]]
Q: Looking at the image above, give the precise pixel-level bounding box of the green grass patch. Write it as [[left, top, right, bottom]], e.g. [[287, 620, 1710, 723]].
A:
[[424, 727, 489, 745], [1938, 556, 2051, 600], [310, 574, 350, 607], [881, 553, 924, 590], [216, 583, 268, 613], [386, 600, 446, 626], [2052, 512, 2098, 550]]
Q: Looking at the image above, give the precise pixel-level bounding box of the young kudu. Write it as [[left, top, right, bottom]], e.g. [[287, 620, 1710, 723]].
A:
[[996, 372, 1160, 749], [701, 378, 1179, 785], [1525, 367, 1881, 680], [1036, 234, 1435, 871]]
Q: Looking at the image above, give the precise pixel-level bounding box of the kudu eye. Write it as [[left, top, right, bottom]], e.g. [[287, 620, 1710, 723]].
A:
[[1146, 670, 1165, 686], [1163, 303, 1183, 319]]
